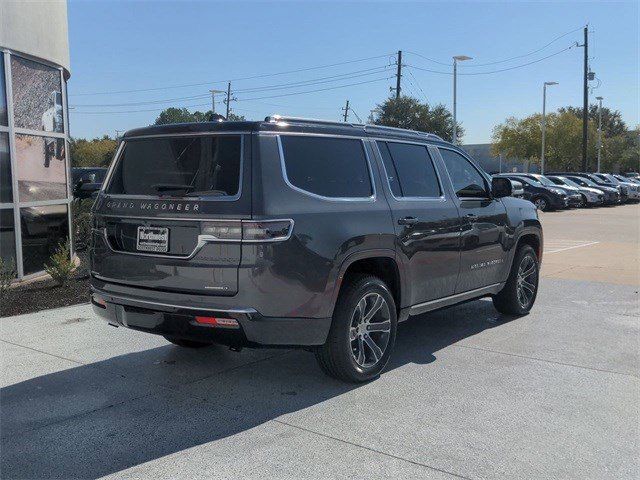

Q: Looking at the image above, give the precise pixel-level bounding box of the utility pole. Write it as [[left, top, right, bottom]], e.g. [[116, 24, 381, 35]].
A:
[[596, 96, 603, 173], [581, 25, 589, 171], [395, 50, 402, 99], [342, 100, 350, 122], [225, 82, 232, 118]]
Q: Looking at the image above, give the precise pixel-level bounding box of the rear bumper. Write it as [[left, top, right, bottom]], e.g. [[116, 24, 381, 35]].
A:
[[90, 285, 331, 347]]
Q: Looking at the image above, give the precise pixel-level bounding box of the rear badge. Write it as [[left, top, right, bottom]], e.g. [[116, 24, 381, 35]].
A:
[[136, 226, 169, 253]]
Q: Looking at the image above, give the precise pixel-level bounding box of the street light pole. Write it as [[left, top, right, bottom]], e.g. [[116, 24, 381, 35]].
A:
[[540, 81, 558, 174], [452, 55, 472, 145], [596, 96, 603, 173]]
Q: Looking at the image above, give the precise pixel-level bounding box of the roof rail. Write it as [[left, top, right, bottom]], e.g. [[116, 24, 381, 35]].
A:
[[264, 115, 357, 128], [363, 124, 443, 141]]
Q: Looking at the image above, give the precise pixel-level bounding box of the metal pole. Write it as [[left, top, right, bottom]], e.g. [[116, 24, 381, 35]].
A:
[[452, 58, 457, 144], [226, 82, 231, 118], [581, 26, 589, 171], [541, 83, 547, 175], [395, 51, 402, 99], [597, 97, 603, 173], [343, 100, 349, 122]]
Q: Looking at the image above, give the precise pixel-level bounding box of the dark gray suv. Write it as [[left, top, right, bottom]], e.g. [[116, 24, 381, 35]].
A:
[[90, 116, 542, 382]]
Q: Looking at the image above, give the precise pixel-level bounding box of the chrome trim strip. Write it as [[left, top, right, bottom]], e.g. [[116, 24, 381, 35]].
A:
[[91, 287, 256, 314], [372, 139, 447, 202], [409, 283, 503, 313], [102, 134, 244, 202], [276, 135, 377, 202]]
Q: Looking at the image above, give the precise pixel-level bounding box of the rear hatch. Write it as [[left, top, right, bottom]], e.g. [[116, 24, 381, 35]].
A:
[[91, 132, 250, 296]]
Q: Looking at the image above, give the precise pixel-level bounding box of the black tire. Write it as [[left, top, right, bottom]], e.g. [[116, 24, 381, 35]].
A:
[[163, 336, 212, 348], [315, 274, 397, 383], [493, 244, 539, 315], [532, 196, 550, 211], [579, 194, 588, 208]]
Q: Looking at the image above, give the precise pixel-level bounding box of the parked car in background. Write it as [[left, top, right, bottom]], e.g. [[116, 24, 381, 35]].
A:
[[615, 174, 640, 185], [623, 172, 639, 179], [72, 167, 107, 199], [556, 174, 621, 205], [511, 173, 583, 207], [593, 173, 640, 201], [494, 173, 568, 211], [89, 117, 543, 383], [546, 175, 604, 207], [547, 172, 625, 203]]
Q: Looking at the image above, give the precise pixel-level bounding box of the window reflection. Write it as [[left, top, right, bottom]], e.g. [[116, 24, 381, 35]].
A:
[[11, 56, 64, 133], [20, 204, 68, 275], [0, 133, 11, 203], [0, 209, 17, 276], [0, 53, 7, 126], [15, 134, 66, 202]]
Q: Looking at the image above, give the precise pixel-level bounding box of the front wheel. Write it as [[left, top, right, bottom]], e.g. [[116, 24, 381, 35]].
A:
[[315, 275, 397, 383], [532, 196, 549, 211], [493, 244, 539, 315]]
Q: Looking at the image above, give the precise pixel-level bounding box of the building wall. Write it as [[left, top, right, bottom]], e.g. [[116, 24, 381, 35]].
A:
[[462, 143, 538, 175], [0, 1, 72, 280], [0, 0, 71, 77]]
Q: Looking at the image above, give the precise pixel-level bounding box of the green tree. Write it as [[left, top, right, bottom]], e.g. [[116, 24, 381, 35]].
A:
[[70, 135, 118, 167], [372, 96, 462, 142], [602, 128, 640, 172], [558, 105, 627, 137], [492, 111, 597, 171], [153, 107, 245, 125]]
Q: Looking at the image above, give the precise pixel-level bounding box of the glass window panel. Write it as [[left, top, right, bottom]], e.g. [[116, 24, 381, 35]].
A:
[[15, 134, 67, 202], [20, 204, 69, 275], [1, 133, 12, 202], [0, 208, 17, 277], [383, 142, 441, 198], [280, 136, 372, 198], [0, 52, 7, 126], [11, 55, 64, 133], [439, 148, 489, 198]]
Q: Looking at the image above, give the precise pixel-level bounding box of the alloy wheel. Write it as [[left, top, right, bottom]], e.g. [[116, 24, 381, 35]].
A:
[[534, 198, 547, 210], [349, 293, 391, 368], [516, 254, 537, 309]]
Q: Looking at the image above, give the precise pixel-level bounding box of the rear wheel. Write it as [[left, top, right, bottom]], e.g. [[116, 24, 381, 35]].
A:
[[493, 244, 539, 315], [532, 196, 549, 211], [163, 336, 212, 348], [315, 275, 397, 383], [579, 194, 587, 207]]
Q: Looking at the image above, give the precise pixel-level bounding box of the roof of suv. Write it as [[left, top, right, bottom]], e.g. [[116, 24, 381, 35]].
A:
[[122, 115, 453, 146]]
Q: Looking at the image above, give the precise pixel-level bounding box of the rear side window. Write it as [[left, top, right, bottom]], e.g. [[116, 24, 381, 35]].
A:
[[107, 135, 241, 197], [377, 141, 441, 197], [280, 136, 372, 198]]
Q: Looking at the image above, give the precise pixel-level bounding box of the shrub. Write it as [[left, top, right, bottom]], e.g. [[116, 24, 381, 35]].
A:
[[44, 240, 74, 286], [0, 257, 16, 298], [72, 199, 93, 251]]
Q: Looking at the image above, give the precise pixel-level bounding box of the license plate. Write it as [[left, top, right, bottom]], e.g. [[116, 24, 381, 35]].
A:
[[136, 226, 169, 253]]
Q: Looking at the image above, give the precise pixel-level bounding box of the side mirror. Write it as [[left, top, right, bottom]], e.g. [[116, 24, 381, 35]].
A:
[[491, 177, 513, 198]]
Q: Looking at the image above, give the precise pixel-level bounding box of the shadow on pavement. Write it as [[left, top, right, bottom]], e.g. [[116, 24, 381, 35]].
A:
[[1, 298, 517, 479]]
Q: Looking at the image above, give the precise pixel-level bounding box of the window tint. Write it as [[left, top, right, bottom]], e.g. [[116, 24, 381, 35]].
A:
[[439, 149, 488, 198], [280, 136, 372, 198], [107, 135, 241, 197], [377, 141, 441, 197]]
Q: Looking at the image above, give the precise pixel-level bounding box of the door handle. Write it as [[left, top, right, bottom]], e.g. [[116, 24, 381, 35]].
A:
[[398, 216, 418, 226], [465, 213, 478, 219]]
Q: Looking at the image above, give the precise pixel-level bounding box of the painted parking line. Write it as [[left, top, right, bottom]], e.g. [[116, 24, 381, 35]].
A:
[[544, 240, 600, 254]]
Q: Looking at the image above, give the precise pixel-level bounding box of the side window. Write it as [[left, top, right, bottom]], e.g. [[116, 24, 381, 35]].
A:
[[377, 141, 441, 198], [280, 136, 372, 198], [439, 149, 488, 198]]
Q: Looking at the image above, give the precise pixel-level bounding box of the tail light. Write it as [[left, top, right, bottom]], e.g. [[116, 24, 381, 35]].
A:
[[201, 219, 293, 243], [195, 316, 239, 328]]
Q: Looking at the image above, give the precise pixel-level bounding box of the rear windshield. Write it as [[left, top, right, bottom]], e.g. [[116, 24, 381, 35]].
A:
[[107, 135, 241, 197]]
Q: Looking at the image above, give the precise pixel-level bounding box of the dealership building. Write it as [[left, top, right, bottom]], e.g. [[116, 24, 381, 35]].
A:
[[0, 1, 72, 280]]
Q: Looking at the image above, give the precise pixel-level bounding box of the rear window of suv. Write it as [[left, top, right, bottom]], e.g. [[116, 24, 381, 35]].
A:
[[280, 136, 372, 198], [107, 135, 241, 197]]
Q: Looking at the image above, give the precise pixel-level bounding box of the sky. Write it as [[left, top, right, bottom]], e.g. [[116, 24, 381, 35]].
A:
[[67, 0, 639, 144]]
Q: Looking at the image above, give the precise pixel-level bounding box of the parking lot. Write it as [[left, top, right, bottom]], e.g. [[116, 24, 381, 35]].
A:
[[1, 204, 638, 480]]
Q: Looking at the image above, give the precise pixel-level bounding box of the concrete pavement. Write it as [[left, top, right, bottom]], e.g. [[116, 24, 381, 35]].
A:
[[1, 205, 638, 479]]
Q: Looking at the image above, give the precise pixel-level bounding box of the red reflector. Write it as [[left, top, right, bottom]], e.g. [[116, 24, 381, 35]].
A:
[[195, 316, 239, 328], [92, 294, 107, 308]]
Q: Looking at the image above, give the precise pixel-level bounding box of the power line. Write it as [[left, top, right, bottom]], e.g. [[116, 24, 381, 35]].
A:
[[407, 45, 575, 76], [70, 76, 393, 114], [70, 66, 392, 108], [70, 53, 395, 96]]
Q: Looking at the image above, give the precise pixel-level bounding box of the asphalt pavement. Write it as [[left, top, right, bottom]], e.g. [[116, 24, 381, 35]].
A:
[[1, 204, 638, 479]]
